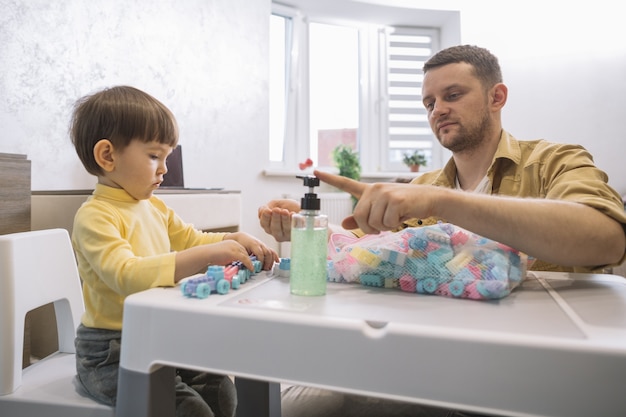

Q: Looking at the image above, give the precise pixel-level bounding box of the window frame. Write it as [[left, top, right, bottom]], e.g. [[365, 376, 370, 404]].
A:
[[269, 2, 458, 177]]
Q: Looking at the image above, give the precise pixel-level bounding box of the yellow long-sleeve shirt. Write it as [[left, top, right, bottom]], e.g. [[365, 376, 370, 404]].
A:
[[72, 184, 226, 330]]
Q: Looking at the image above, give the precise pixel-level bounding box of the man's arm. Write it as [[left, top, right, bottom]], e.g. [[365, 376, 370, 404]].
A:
[[437, 190, 625, 267], [314, 170, 626, 268]]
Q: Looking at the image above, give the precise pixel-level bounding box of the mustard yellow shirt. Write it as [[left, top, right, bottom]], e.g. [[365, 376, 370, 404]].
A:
[[72, 184, 226, 330], [403, 131, 626, 272]]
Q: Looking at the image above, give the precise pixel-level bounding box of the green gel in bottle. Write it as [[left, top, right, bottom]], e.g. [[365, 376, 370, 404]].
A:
[[290, 175, 328, 296]]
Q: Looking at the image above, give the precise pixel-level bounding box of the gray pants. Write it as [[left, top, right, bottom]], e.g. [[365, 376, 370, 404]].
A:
[[281, 386, 491, 417], [75, 324, 237, 417]]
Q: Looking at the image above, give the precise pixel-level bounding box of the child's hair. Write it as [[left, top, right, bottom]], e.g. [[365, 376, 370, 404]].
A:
[[70, 85, 179, 176]]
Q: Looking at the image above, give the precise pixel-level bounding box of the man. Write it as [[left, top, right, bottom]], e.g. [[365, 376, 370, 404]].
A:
[[259, 45, 626, 416], [261, 44, 626, 273]]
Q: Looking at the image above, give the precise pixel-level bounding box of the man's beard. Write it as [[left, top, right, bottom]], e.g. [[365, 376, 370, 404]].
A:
[[438, 110, 492, 154]]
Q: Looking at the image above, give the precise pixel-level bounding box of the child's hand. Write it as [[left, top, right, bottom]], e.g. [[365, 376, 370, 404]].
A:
[[175, 239, 269, 282], [224, 232, 279, 271], [204, 240, 257, 271]]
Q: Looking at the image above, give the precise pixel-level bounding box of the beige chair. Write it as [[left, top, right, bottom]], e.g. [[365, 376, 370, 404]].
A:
[[0, 229, 114, 417]]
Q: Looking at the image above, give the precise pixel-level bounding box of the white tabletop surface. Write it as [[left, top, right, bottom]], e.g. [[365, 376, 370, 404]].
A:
[[118, 271, 626, 417]]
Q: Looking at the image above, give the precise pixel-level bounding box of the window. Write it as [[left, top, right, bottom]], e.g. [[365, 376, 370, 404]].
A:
[[384, 27, 440, 171], [270, 2, 450, 175], [269, 11, 292, 163], [309, 22, 359, 167]]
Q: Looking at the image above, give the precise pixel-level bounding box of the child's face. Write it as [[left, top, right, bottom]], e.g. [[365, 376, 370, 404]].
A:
[[102, 140, 174, 200]]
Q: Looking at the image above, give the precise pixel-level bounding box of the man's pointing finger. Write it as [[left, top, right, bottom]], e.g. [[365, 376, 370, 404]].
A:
[[313, 169, 366, 199]]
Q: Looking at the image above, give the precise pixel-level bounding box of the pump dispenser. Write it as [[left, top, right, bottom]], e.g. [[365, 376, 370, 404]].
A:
[[290, 175, 328, 296]]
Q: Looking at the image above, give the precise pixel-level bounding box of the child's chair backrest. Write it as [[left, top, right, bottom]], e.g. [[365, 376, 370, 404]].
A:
[[0, 229, 84, 395]]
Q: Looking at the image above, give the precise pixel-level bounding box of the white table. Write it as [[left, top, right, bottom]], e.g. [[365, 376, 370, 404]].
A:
[[115, 271, 626, 417]]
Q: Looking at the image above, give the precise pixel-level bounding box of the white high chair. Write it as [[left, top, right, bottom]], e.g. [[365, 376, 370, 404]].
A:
[[0, 229, 114, 417]]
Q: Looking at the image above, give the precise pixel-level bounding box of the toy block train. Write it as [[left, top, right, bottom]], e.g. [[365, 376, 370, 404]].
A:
[[181, 256, 263, 299]]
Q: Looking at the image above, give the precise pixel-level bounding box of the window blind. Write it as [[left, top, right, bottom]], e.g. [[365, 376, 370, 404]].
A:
[[384, 27, 439, 170]]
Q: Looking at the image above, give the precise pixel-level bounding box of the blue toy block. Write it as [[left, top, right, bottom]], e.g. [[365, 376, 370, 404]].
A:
[[231, 275, 241, 289], [448, 280, 465, 297], [360, 273, 384, 287], [276, 258, 291, 277], [427, 247, 454, 267]]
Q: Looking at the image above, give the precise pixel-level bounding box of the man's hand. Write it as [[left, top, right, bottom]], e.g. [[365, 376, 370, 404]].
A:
[[313, 169, 437, 234], [257, 199, 300, 242]]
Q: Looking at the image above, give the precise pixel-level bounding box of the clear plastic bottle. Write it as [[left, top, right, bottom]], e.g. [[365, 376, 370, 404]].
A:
[[290, 175, 328, 296]]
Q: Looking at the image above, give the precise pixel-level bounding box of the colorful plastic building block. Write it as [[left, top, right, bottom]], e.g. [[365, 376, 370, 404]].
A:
[[181, 274, 227, 299], [360, 273, 384, 287], [273, 258, 291, 277], [181, 255, 260, 299]]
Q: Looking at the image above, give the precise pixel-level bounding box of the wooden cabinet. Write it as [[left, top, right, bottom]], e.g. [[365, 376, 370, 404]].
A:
[[0, 153, 31, 234]]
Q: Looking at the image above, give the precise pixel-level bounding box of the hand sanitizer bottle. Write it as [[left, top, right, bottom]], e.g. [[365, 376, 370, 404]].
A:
[[290, 175, 328, 296]]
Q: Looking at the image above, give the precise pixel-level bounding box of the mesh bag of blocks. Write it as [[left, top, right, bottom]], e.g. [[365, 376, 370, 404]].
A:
[[327, 222, 529, 300]]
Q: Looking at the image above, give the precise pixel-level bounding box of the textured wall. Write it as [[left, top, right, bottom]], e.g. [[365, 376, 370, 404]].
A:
[[0, 0, 269, 193]]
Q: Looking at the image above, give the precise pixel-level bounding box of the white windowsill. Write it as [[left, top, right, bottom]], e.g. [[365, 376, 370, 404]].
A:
[[263, 168, 423, 182]]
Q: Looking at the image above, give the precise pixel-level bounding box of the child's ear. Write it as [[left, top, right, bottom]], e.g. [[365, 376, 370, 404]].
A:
[[93, 139, 116, 172]]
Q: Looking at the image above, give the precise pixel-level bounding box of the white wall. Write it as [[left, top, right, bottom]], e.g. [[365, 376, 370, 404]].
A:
[[457, 0, 626, 197], [0, 0, 274, 244], [1, 0, 625, 253]]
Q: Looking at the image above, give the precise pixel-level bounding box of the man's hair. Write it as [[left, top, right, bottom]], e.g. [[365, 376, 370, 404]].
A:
[[423, 45, 503, 89], [70, 85, 179, 176]]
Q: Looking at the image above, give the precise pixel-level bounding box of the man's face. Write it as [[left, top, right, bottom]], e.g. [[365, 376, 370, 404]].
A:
[[421, 62, 492, 154]]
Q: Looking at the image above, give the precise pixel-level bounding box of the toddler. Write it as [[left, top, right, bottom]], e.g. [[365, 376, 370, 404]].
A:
[[70, 85, 278, 417]]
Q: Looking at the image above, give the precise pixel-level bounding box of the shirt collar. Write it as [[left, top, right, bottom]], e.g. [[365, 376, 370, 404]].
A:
[[493, 130, 522, 165], [430, 130, 521, 188], [93, 183, 138, 203]]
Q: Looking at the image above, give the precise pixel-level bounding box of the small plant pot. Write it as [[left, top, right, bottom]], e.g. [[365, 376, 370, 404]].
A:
[[409, 165, 420, 172]]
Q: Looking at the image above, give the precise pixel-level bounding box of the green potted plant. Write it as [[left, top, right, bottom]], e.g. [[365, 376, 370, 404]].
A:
[[332, 144, 361, 207], [332, 144, 361, 181], [402, 150, 427, 172]]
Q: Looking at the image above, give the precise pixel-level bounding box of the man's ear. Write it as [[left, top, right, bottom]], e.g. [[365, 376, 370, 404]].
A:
[[93, 139, 116, 172], [491, 83, 508, 110]]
